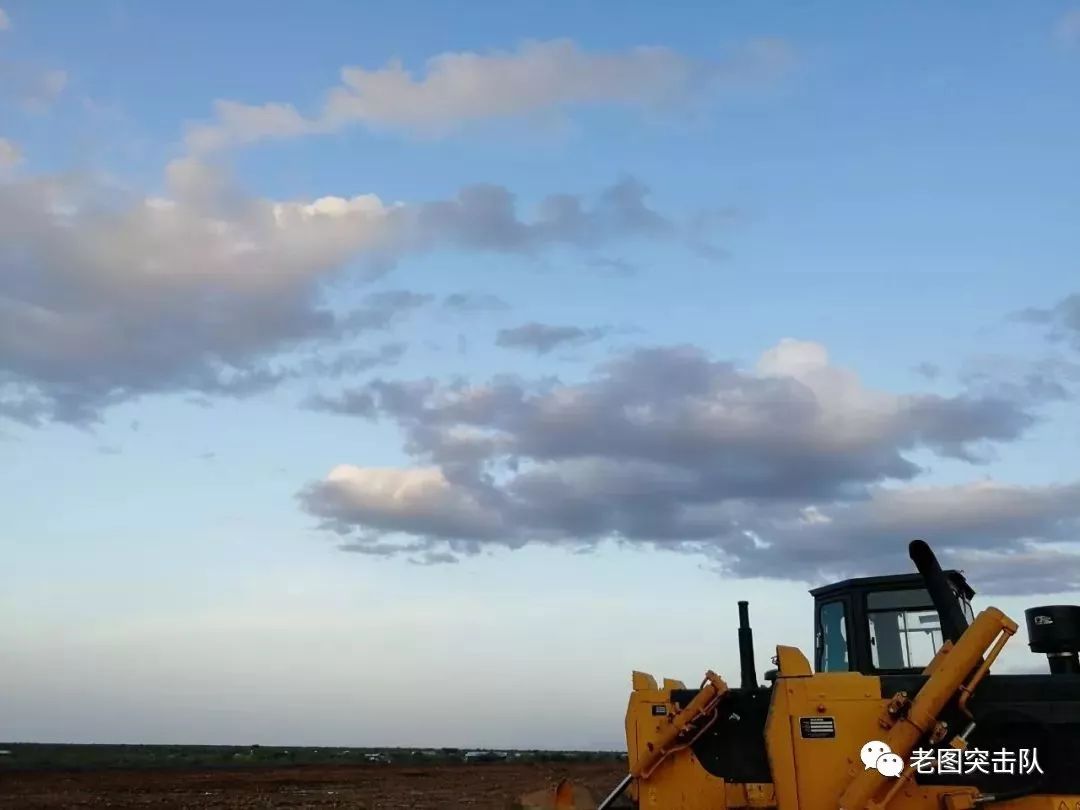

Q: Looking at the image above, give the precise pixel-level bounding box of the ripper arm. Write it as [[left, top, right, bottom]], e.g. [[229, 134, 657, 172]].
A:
[[838, 607, 1018, 810]]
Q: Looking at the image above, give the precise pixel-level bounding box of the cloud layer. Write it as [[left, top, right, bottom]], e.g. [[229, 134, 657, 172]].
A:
[[299, 339, 1080, 591], [185, 37, 794, 150], [0, 161, 689, 424]]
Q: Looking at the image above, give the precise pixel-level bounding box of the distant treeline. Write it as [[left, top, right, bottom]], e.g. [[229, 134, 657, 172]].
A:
[[0, 743, 627, 772]]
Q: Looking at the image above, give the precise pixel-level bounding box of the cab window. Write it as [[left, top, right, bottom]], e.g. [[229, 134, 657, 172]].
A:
[[817, 601, 849, 672], [959, 594, 975, 624], [867, 589, 942, 670]]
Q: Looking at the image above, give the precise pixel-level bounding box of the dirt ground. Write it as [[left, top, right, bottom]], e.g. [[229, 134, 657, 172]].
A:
[[0, 761, 628, 809]]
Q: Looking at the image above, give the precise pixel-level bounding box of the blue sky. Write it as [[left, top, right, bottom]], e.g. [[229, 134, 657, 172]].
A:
[[3, 1, 1080, 748]]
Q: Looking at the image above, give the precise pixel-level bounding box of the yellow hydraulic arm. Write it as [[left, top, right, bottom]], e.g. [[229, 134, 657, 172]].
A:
[[597, 671, 730, 810], [838, 607, 1018, 810]]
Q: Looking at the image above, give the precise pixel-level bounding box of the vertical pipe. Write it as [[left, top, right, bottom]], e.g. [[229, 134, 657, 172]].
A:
[[1048, 652, 1080, 675], [901, 610, 912, 667], [738, 601, 758, 690], [909, 539, 968, 644]]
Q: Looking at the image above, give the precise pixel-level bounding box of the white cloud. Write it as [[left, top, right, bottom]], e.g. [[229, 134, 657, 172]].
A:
[[312, 465, 508, 543], [324, 40, 696, 132], [0, 165, 399, 421], [0, 8, 10, 31], [185, 100, 329, 153], [0, 137, 20, 169], [185, 37, 794, 151]]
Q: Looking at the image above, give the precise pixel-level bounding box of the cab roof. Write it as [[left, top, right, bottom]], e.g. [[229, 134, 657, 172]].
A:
[[809, 570, 975, 602]]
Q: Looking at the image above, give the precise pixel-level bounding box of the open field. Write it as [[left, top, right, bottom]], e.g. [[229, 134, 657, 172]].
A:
[[0, 746, 628, 809]]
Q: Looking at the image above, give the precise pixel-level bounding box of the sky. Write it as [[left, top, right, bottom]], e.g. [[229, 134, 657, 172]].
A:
[[3, 1, 1080, 750]]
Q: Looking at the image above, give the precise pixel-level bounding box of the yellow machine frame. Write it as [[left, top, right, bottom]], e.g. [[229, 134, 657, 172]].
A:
[[623, 607, 1079, 810]]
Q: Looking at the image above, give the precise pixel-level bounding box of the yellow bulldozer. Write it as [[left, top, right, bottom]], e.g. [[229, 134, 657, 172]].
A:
[[524, 539, 1080, 809]]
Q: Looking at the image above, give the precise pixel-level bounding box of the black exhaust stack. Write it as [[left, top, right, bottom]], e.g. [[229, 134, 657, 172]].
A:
[[738, 600, 758, 690], [909, 539, 969, 644], [1026, 606, 1080, 675]]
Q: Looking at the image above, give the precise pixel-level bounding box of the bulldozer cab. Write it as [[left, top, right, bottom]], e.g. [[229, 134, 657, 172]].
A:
[[810, 570, 975, 675]]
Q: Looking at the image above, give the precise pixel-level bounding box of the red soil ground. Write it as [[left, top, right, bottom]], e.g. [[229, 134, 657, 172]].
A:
[[0, 761, 628, 809]]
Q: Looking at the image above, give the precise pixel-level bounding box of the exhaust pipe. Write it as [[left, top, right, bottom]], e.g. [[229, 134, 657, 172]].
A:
[[909, 539, 968, 644], [738, 601, 758, 690]]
